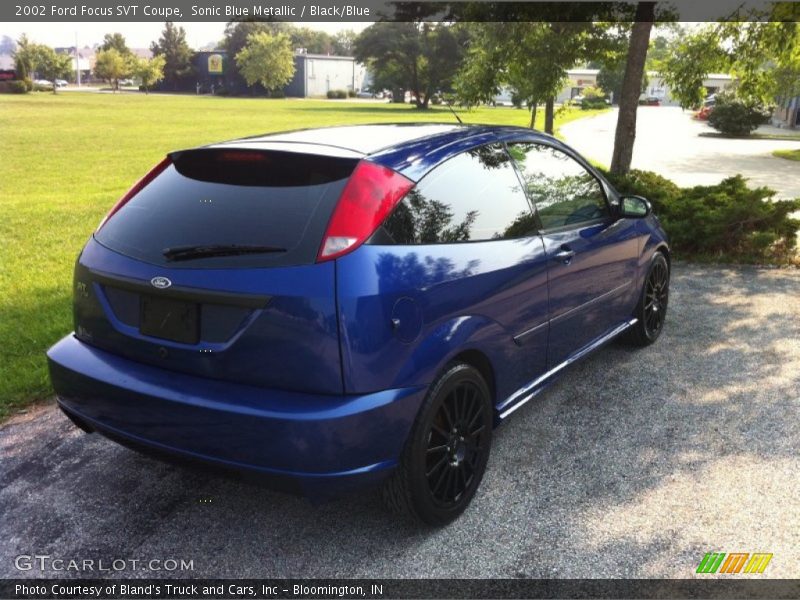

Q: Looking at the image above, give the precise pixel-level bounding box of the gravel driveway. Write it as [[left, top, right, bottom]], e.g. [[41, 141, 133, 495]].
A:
[[1, 264, 798, 579], [560, 107, 800, 200]]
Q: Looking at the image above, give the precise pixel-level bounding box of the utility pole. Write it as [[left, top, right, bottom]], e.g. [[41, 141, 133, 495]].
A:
[[75, 32, 81, 86]]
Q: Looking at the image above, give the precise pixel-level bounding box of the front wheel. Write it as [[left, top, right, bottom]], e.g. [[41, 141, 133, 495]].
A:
[[626, 251, 670, 346], [382, 363, 493, 525]]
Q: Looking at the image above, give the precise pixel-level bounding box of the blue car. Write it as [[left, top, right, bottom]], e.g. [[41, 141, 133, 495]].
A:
[[48, 124, 670, 524]]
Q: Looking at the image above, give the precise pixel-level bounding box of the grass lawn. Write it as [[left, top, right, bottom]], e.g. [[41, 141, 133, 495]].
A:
[[773, 148, 800, 161], [0, 92, 606, 420]]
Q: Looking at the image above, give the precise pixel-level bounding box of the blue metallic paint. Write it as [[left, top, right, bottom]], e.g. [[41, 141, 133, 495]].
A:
[[49, 335, 425, 492], [75, 238, 344, 394], [47, 124, 670, 496]]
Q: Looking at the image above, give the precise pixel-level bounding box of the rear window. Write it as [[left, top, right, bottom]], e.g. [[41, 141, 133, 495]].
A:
[[94, 149, 358, 268]]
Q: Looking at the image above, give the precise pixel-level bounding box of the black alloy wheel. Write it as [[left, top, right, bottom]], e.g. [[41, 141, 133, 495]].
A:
[[626, 251, 670, 346], [382, 362, 493, 525], [643, 255, 669, 338], [425, 378, 488, 507]]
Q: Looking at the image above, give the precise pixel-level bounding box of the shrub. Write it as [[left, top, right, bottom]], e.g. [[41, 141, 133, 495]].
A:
[[347, 89, 356, 98], [579, 86, 608, 110], [707, 93, 771, 136], [326, 89, 347, 99], [581, 98, 608, 110], [0, 80, 29, 94], [604, 169, 800, 263]]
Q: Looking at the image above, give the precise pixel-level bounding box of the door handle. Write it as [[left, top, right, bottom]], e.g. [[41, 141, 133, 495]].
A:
[[554, 246, 575, 264]]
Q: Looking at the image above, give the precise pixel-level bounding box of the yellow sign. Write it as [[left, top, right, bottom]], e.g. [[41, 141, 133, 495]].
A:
[[208, 54, 223, 75]]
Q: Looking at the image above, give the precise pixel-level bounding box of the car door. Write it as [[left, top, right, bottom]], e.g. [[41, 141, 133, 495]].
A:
[[507, 141, 640, 368]]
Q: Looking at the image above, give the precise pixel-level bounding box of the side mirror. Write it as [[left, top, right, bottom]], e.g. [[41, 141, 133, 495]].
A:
[[619, 195, 651, 218]]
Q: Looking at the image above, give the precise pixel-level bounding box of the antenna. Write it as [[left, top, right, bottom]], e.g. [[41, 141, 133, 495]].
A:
[[445, 97, 463, 124]]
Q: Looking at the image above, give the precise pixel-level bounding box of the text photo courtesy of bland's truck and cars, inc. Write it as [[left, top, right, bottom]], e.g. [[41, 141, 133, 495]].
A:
[[15, 3, 372, 18]]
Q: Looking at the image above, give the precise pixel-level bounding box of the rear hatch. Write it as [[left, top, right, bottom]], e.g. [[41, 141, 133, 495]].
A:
[[78, 146, 361, 394]]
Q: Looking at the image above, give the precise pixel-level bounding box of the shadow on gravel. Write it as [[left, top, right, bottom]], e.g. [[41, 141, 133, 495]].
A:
[[1, 266, 798, 578]]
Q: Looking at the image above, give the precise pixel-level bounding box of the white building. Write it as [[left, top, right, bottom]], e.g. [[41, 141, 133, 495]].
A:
[[285, 52, 368, 97], [555, 68, 735, 106]]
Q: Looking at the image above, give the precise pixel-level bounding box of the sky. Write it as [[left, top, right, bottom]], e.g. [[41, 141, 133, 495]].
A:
[[1, 21, 370, 50]]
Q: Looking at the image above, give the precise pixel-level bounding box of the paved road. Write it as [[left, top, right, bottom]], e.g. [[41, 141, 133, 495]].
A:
[[1, 265, 798, 579], [561, 107, 800, 200]]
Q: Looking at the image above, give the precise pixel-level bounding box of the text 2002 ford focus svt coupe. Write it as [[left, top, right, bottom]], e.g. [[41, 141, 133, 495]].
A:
[[48, 124, 670, 524]]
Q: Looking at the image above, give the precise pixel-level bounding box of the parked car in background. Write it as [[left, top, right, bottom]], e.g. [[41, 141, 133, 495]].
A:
[[55, 79, 68, 87], [638, 96, 661, 106], [356, 88, 385, 99], [696, 105, 714, 120], [48, 124, 670, 525]]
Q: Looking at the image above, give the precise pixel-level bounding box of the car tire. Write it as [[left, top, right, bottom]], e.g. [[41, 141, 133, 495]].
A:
[[382, 362, 493, 525], [625, 251, 670, 347]]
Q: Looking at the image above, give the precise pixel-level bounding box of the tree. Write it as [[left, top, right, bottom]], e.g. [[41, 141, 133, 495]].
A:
[[456, 18, 626, 132], [660, 28, 726, 109], [13, 34, 34, 81], [222, 21, 287, 93], [31, 45, 72, 93], [597, 60, 647, 105], [660, 8, 800, 109], [610, 2, 656, 176], [132, 55, 165, 94], [100, 33, 132, 56], [235, 31, 295, 94], [332, 30, 356, 56], [150, 21, 195, 90], [289, 27, 333, 55], [94, 48, 132, 91], [354, 22, 468, 109]]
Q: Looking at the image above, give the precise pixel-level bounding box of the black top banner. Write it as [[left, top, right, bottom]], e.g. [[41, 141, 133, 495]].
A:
[[4, 0, 800, 22]]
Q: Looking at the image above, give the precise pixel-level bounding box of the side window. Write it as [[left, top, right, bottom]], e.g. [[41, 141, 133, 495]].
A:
[[509, 143, 609, 230], [380, 144, 536, 244]]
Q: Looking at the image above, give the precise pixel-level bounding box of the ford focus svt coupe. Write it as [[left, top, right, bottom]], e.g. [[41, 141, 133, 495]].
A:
[[48, 124, 670, 524]]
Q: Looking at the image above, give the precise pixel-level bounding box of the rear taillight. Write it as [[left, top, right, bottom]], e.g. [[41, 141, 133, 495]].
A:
[[317, 160, 413, 262], [96, 157, 171, 232]]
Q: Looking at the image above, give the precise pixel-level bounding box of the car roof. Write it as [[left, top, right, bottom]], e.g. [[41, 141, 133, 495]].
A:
[[207, 123, 563, 182]]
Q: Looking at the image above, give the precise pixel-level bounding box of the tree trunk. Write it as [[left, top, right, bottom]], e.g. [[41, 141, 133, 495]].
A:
[[610, 2, 656, 176], [529, 103, 538, 129], [544, 97, 555, 134]]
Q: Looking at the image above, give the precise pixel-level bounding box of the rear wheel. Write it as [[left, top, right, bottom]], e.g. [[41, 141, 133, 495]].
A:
[[626, 252, 670, 346], [382, 363, 493, 525]]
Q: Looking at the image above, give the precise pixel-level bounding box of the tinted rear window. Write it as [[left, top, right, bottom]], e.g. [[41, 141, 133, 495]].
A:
[[95, 149, 358, 268]]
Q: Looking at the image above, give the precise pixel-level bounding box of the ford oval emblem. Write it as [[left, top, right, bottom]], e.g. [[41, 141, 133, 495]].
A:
[[150, 276, 172, 289]]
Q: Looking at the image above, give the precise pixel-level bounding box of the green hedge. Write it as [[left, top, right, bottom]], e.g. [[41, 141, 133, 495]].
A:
[[0, 80, 29, 94], [708, 93, 771, 136], [326, 89, 348, 99], [603, 169, 800, 264]]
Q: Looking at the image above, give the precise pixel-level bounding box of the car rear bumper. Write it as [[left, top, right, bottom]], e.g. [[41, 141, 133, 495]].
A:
[[47, 335, 425, 496]]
